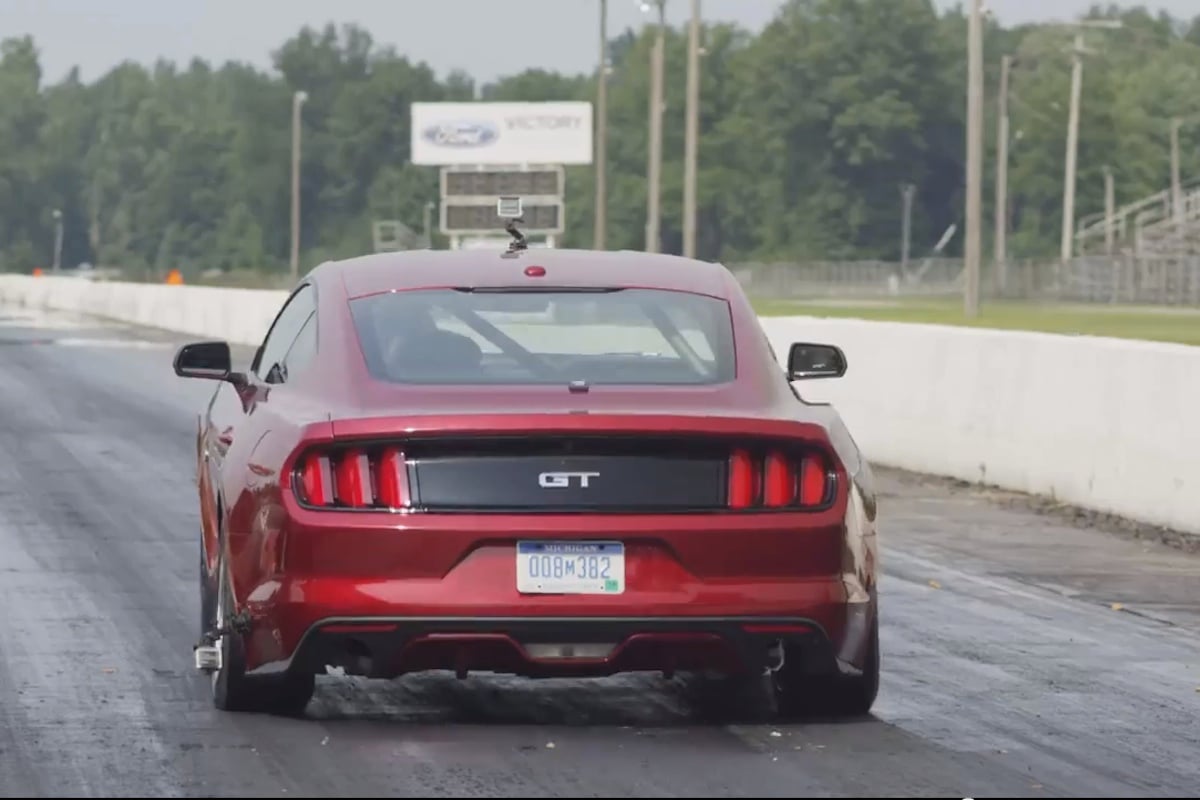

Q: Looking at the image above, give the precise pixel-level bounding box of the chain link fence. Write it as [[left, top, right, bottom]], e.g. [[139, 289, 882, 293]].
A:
[[732, 255, 1200, 307], [31, 253, 1200, 308]]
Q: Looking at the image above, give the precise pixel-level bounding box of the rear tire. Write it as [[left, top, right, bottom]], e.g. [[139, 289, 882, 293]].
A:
[[775, 612, 880, 720], [210, 556, 255, 712], [693, 670, 779, 724], [208, 555, 315, 716], [267, 671, 318, 717]]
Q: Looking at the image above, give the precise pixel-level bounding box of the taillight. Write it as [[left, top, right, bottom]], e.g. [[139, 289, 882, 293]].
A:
[[296, 446, 411, 510], [300, 453, 333, 506], [798, 453, 827, 506], [334, 448, 371, 508], [763, 451, 794, 507], [728, 448, 755, 509], [728, 447, 832, 510], [375, 447, 410, 508]]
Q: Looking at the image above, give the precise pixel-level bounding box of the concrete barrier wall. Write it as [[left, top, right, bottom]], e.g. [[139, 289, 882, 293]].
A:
[[0, 275, 286, 346], [758, 316, 1199, 535], [3, 274, 1197, 535]]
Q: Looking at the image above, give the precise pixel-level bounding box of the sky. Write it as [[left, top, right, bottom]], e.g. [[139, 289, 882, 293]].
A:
[[1, 0, 1195, 86]]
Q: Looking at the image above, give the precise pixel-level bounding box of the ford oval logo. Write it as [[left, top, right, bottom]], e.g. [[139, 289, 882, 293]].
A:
[[422, 121, 499, 148]]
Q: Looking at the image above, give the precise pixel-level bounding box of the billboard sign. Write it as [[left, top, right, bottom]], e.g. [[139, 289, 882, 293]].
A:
[[412, 102, 594, 166]]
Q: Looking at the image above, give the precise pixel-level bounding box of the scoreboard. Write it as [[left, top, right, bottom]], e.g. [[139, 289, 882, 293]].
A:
[[443, 169, 562, 198], [443, 202, 561, 232], [439, 165, 566, 236]]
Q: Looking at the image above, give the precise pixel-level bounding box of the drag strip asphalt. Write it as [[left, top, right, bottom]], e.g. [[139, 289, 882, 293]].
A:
[[0, 307, 1196, 798]]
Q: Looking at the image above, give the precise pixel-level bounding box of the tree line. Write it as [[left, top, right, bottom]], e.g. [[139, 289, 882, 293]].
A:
[[0, 0, 1197, 278]]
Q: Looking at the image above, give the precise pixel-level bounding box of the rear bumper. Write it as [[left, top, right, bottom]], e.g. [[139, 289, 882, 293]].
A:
[[246, 614, 848, 681], [239, 571, 863, 674], [231, 469, 879, 680]]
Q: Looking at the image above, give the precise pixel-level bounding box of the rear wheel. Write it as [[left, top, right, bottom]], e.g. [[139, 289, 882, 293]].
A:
[[706, 671, 779, 724], [707, 611, 880, 722], [774, 612, 880, 719], [207, 554, 315, 716]]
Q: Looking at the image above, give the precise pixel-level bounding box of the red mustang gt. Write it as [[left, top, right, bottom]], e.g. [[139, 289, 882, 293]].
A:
[[175, 243, 880, 720]]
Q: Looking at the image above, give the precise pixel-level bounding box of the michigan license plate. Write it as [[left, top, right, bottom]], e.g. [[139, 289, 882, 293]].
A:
[[516, 541, 624, 594]]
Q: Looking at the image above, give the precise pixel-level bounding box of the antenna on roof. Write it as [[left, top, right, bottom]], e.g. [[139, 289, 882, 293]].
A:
[[498, 195, 527, 257]]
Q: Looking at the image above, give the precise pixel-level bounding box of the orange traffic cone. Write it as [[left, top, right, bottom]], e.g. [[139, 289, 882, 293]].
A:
[[165, 268, 184, 285]]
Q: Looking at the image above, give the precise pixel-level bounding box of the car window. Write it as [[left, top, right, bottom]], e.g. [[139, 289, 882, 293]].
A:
[[254, 284, 315, 382], [280, 311, 317, 381], [349, 287, 736, 386]]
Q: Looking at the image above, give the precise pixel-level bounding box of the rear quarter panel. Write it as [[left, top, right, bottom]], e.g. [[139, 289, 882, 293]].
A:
[[722, 270, 880, 615], [223, 391, 332, 611]]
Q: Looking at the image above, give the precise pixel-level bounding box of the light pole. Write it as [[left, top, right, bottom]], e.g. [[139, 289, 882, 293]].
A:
[[994, 54, 1012, 293], [900, 184, 915, 274], [1060, 33, 1084, 265], [1170, 117, 1183, 228], [1058, 19, 1122, 265], [964, 0, 983, 318], [51, 209, 63, 271], [290, 90, 308, 281], [423, 201, 435, 248], [1103, 165, 1115, 255], [641, 0, 667, 254], [682, 0, 701, 259], [594, 0, 609, 250]]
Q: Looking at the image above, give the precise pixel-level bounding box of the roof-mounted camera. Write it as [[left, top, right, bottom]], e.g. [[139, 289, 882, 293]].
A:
[[498, 195, 527, 257]]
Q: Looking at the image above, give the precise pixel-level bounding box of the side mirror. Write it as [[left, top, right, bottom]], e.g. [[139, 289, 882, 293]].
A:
[[174, 341, 239, 382], [787, 342, 847, 380]]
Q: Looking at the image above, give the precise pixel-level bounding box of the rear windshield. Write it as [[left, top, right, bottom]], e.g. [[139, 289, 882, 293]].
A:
[[349, 288, 736, 386]]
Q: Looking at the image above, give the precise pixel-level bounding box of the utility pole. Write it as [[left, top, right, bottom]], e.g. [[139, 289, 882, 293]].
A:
[[964, 0, 983, 317], [645, 0, 666, 254], [290, 90, 308, 281], [1060, 33, 1084, 265], [51, 209, 64, 271], [682, 0, 702, 259], [1103, 166, 1115, 255], [593, 0, 609, 250], [994, 54, 1012, 294], [1059, 19, 1122, 265], [1170, 117, 1183, 228], [900, 184, 915, 273]]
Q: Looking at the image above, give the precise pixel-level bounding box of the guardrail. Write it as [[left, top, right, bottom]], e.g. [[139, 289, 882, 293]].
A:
[[2, 273, 1196, 535]]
